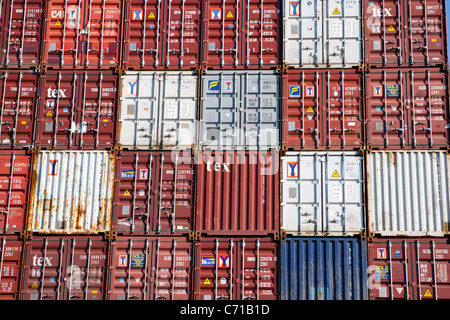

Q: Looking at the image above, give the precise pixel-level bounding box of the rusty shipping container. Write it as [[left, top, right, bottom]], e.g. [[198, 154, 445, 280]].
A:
[[21, 236, 109, 300], [123, 0, 202, 70], [0, 236, 24, 300], [195, 150, 279, 236], [27, 150, 115, 235], [194, 237, 279, 300], [202, 0, 282, 69], [34, 70, 119, 149], [113, 151, 195, 235], [365, 68, 449, 149], [41, 0, 123, 69], [364, 0, 448, 68], [282, 69, 364, 150], [368, 238, 450, 300], [0, 71, 38, 150], [0, 0, 44, 68], [108, 236, 193, 300], [0, 150, 32, 234]]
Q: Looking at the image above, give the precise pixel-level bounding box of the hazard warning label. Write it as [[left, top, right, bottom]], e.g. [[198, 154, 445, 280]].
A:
[[332, 8, 340, 15], [331, 170, 340, 178]]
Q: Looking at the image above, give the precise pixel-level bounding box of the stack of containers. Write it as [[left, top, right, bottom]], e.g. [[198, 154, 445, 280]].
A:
[[279, 0, 369, 300], [194, 0, 282, 300], [363, 0, 450, 300]]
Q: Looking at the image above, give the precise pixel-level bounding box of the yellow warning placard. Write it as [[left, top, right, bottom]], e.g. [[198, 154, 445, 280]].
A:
[[32, 282, 39, 289], [55, 20, 62, 26], [21, 121, 27, 124], [332, 8, 340, 15], [204, 278, 211, 285], [123, 190, 131, 196], [332, 170, 340, 178], [424, 289, 432, 297], [226, 11, 234, 18], [149, 12, 155, 19], [388, 25, 395, 32], [306, 106, 314, 113], [46, 111, 53, 117]]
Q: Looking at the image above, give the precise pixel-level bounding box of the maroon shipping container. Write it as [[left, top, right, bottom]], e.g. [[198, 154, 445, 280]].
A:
[[34, 70, 118, 149], [21, 236, 109, 300], [202, 0, 281, 69], [365, 68, 449, 149], [365, 0, 448, 68], [0, 71, 37, 149], [0, 151, 32, 234], [0, 236, 24, 300], [113, 151, 195, 235], [41, 0, 123, 69], [123, 0, 202, 70], [0, 0, 44, 68], [282, 69, 364, 150], [195, 150, 279, 236], [108, 237, 193, 300], [194, 237, 279, 300], [368, 238, 450, 300]]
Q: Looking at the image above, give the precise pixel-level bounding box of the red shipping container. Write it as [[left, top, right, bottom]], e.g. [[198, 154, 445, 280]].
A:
[[0, 236, 24, 300], [123, 0, 202, 70], [108, 236, 193, 300], [21, 236, 109, 300], [282, 69, 364, 150], [368, 238, 450, 300], [364, 0, 448, 68], [41, 0, 123, 69], [113, 151, 195, 235], [0, 71, 37, 149], [0, 151, 32, 234], [194, 237, 279, 300], [34, 70, 118, 149], [0, 0, 44, 68], [195, 150, 279, 236], [202, 0, 281, 69], [365, 67, 449, 149]]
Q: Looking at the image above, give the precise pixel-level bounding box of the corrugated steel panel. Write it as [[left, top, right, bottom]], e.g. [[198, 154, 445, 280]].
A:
[[280, 237, 368, 300], [113, 151, 195, 235], [195, 151, 280, 235], [365, 68, 449, 149], [0, 236, 23, 300], [364, 0, 448, 67], [281, 151, 365, 236], [194, 237, 279, 300], [0, 71, 37, 149], [200, 70, 280, 150], [118, 71, 198, 150], [366, 151, 450, 237], [201, 0, 282, 68], [368, 238, 450, 300], [283, 0, 363, 68], [41, 0, 123, 69], [28, 150, 115, 234], [108, 237, 193, 300], [0, 151, 32, 234], [123, 0, 202, 69], [35, 71, 119, 149], [21, 236, 109, 300], [0, 0, 44, 68], [282, 69, 364, 150]]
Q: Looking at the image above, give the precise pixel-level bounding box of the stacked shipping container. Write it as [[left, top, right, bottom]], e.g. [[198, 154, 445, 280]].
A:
[[0, 0, 449, 301]]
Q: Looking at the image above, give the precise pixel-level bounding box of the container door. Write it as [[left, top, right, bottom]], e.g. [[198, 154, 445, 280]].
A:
[[1, 0, 44, 67], [0, 237, 23, 300], [0, 152, 31, 233], [0, 72, 36, 149]]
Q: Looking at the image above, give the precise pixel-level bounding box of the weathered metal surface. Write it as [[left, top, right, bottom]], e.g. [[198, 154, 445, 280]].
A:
[[0, 236, 23, 300]]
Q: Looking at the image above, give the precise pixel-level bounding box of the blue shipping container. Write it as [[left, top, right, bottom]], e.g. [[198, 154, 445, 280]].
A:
[[281, 238, 368, 300]]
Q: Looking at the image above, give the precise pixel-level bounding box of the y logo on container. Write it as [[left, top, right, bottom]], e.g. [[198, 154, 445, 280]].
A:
[[48, 160, 58, 176], [210, 8, 222, 20], [132, 9, 143, 21], [127, 81, 138, 96], [287, 162, 299, 178], [289, 2, 300, 16]]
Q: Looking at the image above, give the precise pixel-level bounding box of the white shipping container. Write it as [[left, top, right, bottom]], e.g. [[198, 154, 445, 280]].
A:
[[281, 151, 365, 236], [367, 151, 450, 237], [27, 151, 115, 234], [118, 71, 198, 150], [283, 0, 363, 68]]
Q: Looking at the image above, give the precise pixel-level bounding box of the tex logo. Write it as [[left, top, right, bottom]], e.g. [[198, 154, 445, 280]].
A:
[[377, 248, 387, 259], [287, 162, 299, 178], [374, 86, 383, 96], [210, 8, 222, 20], [289, 86, 300, 97], [127, 81, 138, 96], [132, 9, 144, 21], [218, 255, 230, 269], [289, 2, 300, 16], [48, 160, 59, 176], [208, 80, 220, 92]]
